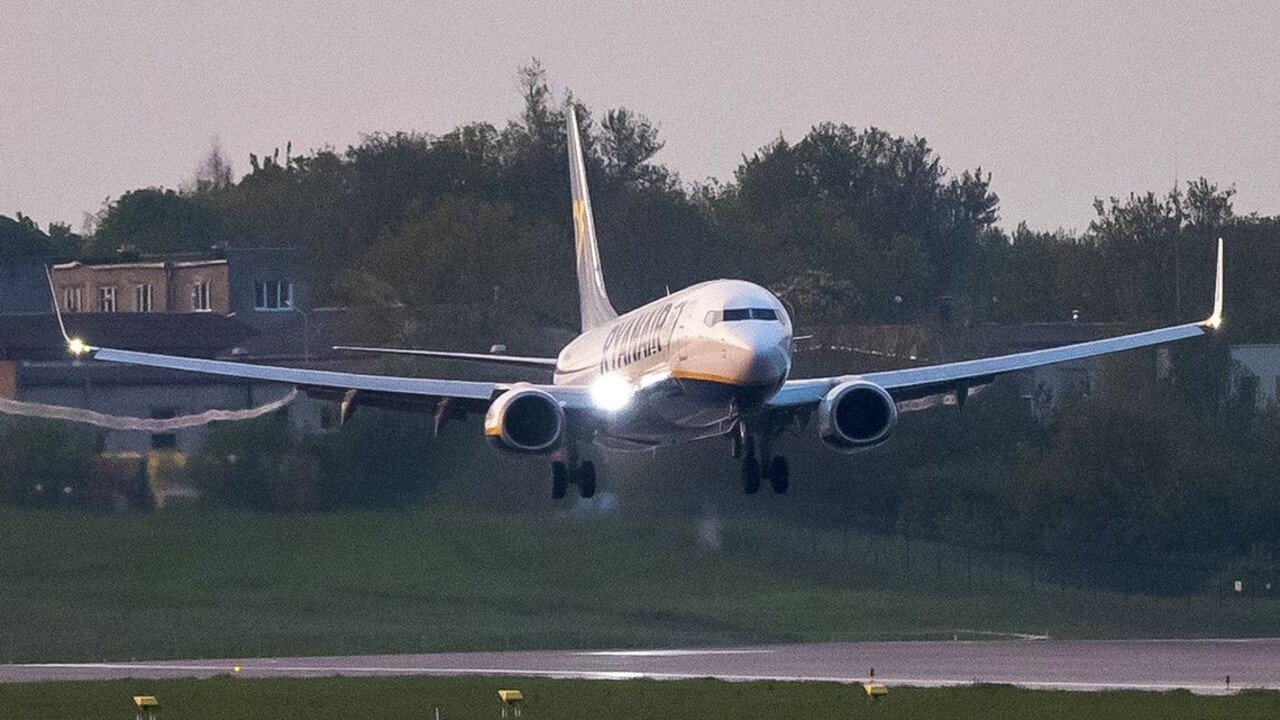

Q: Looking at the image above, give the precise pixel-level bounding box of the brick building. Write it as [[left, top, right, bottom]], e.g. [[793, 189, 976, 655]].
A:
[[51, 258, 230, 315]]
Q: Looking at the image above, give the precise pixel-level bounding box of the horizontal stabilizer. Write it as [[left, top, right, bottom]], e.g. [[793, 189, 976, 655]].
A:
[[334, 345, 558, 368]]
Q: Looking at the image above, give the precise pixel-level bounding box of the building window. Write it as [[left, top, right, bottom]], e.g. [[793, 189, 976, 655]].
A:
[[133, 284, 153, 312], [254, 280, 294, 311], [62, 287, 82, 313], [98, 286, 116, 313], [191, 281, 210, 312]]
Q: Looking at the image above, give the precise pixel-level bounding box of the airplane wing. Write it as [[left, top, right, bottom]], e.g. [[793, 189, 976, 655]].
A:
[[334, 345, 559, 368], [86, 348, 594, 413], [769, 238, 1225, 410]]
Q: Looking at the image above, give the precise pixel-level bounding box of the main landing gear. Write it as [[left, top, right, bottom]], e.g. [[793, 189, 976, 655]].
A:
[[550, 459, 597, 499], [735, 432, 789, 495]]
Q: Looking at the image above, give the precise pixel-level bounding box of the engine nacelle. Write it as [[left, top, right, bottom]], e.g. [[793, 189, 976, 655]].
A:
[[818, 380, 898, 452], [484, 387, 565, 455]]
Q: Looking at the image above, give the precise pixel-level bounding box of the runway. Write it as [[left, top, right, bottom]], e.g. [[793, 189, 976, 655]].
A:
[[3, 639, 1278, 692]]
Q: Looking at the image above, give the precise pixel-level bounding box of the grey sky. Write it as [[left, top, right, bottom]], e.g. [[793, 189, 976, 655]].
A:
[[3, 1, 1277, 233]]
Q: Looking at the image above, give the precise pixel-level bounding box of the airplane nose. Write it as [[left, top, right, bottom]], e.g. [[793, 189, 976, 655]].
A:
[[725, 327, 791, 385], [750, 342, 790, 384]]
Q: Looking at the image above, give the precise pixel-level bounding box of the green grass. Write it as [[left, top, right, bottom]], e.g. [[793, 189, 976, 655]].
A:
[[1, 506, 1277, 663], [3, 676, 1279, 720]]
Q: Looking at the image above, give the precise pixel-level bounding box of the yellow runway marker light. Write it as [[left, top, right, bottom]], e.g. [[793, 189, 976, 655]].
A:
[[498, 689, 524, 717], [132, 695, 160, 720]]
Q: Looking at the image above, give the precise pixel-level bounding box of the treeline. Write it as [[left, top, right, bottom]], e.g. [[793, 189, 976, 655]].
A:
[[7, 63, 1275, 341]]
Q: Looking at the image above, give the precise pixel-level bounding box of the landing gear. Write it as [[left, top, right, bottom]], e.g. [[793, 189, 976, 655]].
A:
[[551, 462, 569, 499], [740, 435, 761, 494], [737, 430, 788, 495], [577, 461, 597, 499], [550, 457, 597, 499], [741, 454, 761, 495], [767, 456, 789, 494]]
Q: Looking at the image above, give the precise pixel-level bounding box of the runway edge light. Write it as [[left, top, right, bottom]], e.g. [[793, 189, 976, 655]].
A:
[[863, 683, 889, 701], [498, 689, 524, 718], [132, 695, 160, 720]]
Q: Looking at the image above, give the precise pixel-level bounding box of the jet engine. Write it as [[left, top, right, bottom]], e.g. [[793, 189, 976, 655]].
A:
[[818, 380, 898, 452], [484, 387, 565, 454]]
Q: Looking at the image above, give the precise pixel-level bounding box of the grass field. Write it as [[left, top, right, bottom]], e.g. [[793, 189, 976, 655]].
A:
[[1, 506, 1277, 663], [3, 676, 1279, 720]]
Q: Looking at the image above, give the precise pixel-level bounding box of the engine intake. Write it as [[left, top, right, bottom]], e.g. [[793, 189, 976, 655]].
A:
[[484, 387, 565, 454], [818, 380, 898, 452]]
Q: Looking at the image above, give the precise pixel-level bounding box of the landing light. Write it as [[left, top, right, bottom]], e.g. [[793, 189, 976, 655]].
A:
[[590, 374, 635, 412], [68, 337, 87, 356]]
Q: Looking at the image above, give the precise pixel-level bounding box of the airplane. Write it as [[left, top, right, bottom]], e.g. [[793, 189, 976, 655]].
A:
[[66, 109, 1227, 500]]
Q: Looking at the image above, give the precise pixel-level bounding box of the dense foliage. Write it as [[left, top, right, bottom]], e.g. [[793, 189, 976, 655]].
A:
[[0, 417, 98, 508], [0, 213, 79, 259]]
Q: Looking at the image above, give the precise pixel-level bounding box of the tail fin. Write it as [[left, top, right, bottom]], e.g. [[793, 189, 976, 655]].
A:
[[567, 107, 618, 332]]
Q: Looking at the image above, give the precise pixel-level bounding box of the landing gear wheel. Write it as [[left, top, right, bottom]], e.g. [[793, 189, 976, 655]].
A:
[[741, 455, 761, 495], [577, 461, 598, 499], [768, 456, 790, 494], [551, 462, 569, 499]]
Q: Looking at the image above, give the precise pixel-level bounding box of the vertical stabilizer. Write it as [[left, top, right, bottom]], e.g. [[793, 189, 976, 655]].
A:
[[567, 107, 618, 332]]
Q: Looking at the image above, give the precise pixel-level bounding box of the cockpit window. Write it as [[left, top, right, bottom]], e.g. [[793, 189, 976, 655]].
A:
[[705, 307, 779, 326]]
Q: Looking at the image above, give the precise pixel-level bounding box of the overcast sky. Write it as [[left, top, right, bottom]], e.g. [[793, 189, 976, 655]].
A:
[[3, 1, 1277, 234]]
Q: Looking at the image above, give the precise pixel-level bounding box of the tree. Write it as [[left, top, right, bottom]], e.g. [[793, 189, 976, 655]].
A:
[[1184, 178, 1235, 229], [343, 196, 575, 326], [189, 136, 235, 193], [88, 188, 228, 257], [1087, 178, 1235, 322], [0, 213, 53, 258], [712, 124, 995, 321], [598, 108, 670, 188], [983, 224, 1112, 323]]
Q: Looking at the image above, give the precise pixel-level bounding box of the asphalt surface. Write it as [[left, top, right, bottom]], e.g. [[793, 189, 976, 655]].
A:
[[3, 639, 1278, 692]]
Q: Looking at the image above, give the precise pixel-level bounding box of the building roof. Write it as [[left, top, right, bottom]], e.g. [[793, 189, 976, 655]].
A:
[[52, 259, 226, 271], [0, 313, 256, 361]]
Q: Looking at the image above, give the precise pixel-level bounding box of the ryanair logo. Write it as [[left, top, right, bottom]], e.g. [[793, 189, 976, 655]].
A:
[[599, 301, 686, 373]]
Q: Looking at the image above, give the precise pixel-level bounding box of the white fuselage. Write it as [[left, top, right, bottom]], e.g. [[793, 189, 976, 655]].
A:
[[553, 280, 793, 447]]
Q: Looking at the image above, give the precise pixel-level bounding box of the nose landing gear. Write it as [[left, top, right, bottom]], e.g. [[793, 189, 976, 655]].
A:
[[741, 448, 761, 495], [737, 432, 789, 495]]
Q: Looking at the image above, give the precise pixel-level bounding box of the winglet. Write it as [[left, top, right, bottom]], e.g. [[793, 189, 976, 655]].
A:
[[44, 265, 92, 356], [1204, 237, 1224, 330]]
